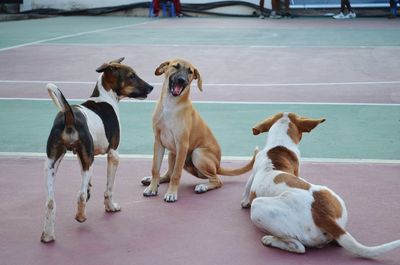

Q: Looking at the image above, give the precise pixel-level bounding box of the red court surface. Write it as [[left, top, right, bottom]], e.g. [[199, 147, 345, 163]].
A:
[[0, 157, 399, 265]]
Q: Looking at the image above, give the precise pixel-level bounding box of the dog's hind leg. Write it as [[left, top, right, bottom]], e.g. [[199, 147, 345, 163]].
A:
[[75, 168, 92, 222], [191, 148, 222, 193], [104, 149, 121, 212], [41, 151, 65, 243], [261, 235, 305, 254]]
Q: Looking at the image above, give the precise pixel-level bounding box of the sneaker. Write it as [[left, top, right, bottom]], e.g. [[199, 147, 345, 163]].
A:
[[282, 12, 293, 18], [333, 12, 347, 19], [269, 11, 282, 19], [348, 12, 356, 18]]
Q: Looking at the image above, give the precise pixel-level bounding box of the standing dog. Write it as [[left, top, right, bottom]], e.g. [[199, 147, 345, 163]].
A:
[[41, 58, 153, 243], [142, 59, 257, 202], [241, 112, 400, 258]]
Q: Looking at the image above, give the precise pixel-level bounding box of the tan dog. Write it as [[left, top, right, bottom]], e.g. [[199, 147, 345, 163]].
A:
[[142, 59, 257, 202]]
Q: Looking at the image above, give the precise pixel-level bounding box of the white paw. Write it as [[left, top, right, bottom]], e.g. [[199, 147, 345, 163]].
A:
[[141, 176, 152, 186], [143, 186, 158, 197], [41, 232, 55, 243], [261, 235, 275, 246], [105, 201, 121, 212], [241, 199, 251, 208], [194, 184, 208, 193], [164, 192, 178, 202]]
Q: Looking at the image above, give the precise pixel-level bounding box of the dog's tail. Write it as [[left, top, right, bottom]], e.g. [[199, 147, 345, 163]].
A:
[[47, 83, 75, 128], [217, 147, 259, 176], [324, 217, 400, 258]]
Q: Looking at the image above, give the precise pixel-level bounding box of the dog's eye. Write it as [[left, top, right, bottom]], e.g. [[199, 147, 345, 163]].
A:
[[130, 73, 137, 79], [173, 64, 180, 69], [188, 69, 193, 74]]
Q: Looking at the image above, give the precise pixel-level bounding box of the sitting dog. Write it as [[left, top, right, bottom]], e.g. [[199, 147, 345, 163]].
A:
[[142, 58, 257, 202], [41, 58, 153, 243], [241, 112, 400, 258]]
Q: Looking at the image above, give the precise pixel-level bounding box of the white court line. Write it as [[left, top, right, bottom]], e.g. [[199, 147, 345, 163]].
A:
[[0, 152, 399, 164], [1, 97, 399, 106], [0, 20, 153, 52], [2, 79, 400, 87]]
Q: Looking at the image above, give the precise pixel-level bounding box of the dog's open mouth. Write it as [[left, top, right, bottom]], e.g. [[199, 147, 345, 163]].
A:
[[169, 76, 187, 97]]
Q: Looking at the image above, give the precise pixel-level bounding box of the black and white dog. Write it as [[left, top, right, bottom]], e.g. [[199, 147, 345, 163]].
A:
[[41, 58, 153, 243]]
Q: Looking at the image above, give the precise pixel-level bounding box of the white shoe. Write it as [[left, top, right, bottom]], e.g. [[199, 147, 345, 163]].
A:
[[333, 12, 347, 19], [269, 11, 282, 19], [348, 12, 356, 18]]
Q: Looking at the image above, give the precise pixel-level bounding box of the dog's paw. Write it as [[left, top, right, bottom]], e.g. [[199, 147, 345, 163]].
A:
[[194, 184, 209, 193], [40, 232, 55, 243], [75, 212, 87, 223], [141, 176, 152, 186], [164, 192, 178, 202], [240, 199, 251, 208], [105, 202, 121, 212], [261, 235, 275, 246], [143, 186, 158, 197]]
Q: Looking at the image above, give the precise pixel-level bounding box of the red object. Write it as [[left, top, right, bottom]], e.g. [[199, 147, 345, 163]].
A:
[[153, 0, 181, 16]]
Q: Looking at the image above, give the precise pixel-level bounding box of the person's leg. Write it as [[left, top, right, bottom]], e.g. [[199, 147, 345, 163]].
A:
[[259, 0, 266, 18], [153, 0, 160, 16], [173, 0, 182, 15]]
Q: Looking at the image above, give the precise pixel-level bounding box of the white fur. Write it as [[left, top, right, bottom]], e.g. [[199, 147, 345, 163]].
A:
[[41, 75, 122, 242], [243, 112, 400, 258]]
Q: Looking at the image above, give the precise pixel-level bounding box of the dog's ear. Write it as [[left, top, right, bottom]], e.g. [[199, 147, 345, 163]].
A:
[[297, 117, 326, 133], [290, 113, 325, 133], [252, 113, 284, 135], [110, 57, 125, 64], [193, 68, 202, 91], [96, 57, 125, 73], [155, 61, 170, 76]]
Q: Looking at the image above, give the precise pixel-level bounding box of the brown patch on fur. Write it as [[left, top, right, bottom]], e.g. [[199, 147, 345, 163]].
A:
[[311, 190, 345, 239], [249, 191, 257, 204], [274, 173, 310, 190], [267, 146, 299, 176]]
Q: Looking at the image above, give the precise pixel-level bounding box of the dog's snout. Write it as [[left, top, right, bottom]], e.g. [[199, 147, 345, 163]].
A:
[[177, 76, 186, 85]]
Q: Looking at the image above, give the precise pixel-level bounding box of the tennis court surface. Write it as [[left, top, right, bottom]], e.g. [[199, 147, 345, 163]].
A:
[[0, 16, 399, 265]]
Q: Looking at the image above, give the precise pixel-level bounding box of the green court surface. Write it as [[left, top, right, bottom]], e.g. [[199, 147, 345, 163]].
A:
[[1, 16, 400, 49], [1, 99, 399, 160]]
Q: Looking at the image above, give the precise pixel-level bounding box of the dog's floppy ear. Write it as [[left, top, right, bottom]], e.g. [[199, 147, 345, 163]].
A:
[[96, 57, 125, 73], [193, 68, 202, 91], [252, 113, 284, 135], [296, 117, 326, 133], [155, 61, 170, 76]]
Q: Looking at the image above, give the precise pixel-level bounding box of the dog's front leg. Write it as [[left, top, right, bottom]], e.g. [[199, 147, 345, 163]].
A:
[[143, 138, 165, 197], [164, 143, 188, 202], [241, 172, 256, 208], [104, 149, 121, 212]]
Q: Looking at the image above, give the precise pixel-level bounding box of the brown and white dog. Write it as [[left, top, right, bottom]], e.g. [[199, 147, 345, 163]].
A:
[[141, 58, 257, 202], [241, 112, 400, 258], [41, 58, 153, 243]]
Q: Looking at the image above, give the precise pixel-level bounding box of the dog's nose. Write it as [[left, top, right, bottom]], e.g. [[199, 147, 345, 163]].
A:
[[147, 85, 154, 93], [177, 77, 186, 85]]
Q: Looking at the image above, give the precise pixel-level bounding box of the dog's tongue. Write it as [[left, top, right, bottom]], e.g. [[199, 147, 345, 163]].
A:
[[173, 84, 183, 96]]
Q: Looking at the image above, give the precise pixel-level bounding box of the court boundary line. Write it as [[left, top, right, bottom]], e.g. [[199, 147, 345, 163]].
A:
[[0, 20, 154, 52], [1, 152, 399, 164], [35, 43, 400, 49], [1, 97, 399, 106], [2, 79, 400, 87]]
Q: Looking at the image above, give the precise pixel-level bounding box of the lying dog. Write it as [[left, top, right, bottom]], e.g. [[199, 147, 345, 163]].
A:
[[142, 58, 257, 202], [241, 112, 400, 258], [41, 58, 153, 243]]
